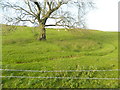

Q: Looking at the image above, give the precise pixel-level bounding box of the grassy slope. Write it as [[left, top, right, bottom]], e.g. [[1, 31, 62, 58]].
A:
[[2, 26, 118, 88]]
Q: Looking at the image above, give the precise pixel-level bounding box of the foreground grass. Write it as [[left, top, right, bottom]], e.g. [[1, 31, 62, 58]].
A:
[[2, 26, 118, 88]]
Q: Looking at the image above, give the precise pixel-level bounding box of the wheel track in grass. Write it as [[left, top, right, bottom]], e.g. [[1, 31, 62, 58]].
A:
[[3, 40, 117, 65], [13, 42, 117, 64]]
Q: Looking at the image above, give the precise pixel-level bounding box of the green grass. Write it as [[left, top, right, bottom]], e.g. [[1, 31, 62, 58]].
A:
[[2, 25, 118, 88]]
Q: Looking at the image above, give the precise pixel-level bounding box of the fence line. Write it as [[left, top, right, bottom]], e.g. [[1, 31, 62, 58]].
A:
[[0, 69, 120, 73], [1, 69, 119, 80], [1, 76, 119, 80]]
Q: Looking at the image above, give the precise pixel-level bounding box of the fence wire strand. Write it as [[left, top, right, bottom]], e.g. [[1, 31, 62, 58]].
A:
[[1, 69, 120, 73], [1, 69, 119, 80], [1, 76, 120, 80]]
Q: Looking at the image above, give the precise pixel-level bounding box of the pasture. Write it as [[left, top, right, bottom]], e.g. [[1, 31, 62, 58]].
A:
[[2, 25, 119, 88]]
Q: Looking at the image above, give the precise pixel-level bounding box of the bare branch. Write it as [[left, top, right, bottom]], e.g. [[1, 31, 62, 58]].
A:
[[1, 0, 95, 29], [25, 1, 37, 16]]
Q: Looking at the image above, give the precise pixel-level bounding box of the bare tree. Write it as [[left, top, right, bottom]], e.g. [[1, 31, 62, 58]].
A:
[[1, 0, 94, 40]]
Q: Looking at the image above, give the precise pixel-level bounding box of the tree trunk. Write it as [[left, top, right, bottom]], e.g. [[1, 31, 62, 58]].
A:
[[38, 24, 46, 40]]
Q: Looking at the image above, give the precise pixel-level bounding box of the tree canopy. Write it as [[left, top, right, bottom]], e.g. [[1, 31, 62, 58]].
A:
[[1, 0, 95, 40]]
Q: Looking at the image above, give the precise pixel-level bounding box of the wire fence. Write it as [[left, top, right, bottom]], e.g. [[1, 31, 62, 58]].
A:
[[1, 76, 120, 80], [1, 69, 119, 80], [1, 69, 120, 73]]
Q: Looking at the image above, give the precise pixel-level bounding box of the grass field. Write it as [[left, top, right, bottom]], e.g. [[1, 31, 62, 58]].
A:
[[2, 25, 119, 88]]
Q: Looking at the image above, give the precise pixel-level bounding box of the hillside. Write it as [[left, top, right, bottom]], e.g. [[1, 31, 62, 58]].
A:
[[2, 25, 118, 88]]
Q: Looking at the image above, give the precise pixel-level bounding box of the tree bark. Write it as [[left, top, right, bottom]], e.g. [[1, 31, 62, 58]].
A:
[[37, 24, 46, 40]]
